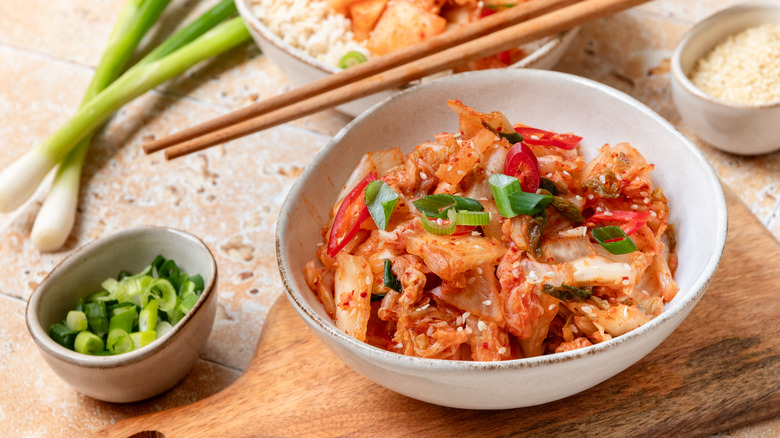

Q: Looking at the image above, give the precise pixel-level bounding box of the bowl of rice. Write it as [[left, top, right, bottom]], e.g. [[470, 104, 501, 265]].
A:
[[236, 0, 578, 116], [671, 1, 780, 155]]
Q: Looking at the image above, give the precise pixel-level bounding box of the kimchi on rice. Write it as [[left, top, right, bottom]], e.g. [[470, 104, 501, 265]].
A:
[[303, 100, 678, 361]]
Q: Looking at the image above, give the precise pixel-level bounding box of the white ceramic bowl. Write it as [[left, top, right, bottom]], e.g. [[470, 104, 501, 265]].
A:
[[236, 0, 578, 116], [26, 226, 218, 403], [277, 69, 727, 410], [671, 1, 780, 155]]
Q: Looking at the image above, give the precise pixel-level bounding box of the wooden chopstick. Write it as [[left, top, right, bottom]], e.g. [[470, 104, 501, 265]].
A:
[[143, 0, 579, 155], [158, 0, 648, 160]]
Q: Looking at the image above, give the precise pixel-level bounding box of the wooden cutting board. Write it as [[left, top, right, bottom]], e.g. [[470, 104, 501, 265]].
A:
[[95, 190, 780, 438]]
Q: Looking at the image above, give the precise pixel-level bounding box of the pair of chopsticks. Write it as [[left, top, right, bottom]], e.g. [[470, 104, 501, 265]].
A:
[[145, 0, 648, 160]]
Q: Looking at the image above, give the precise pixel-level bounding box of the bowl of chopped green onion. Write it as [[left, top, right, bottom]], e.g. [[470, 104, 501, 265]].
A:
[[26, 226, 218, 403]]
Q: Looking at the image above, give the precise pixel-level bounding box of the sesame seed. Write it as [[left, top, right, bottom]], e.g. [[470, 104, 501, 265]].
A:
[[456, 316, 463, 325], [463, 312, 471, 319], [467, 277, 476, 285], [437, 218, 443, 225], [426, 326, 434, 337], [587, 194, 594, 200], [466, 326, 473, 334], [650, 211, 657, 217], [476, 267, 483, 275], [483, 300, 492, 306], [571, 325, 578, 333], [419, 303, 430, 311], [603, 211, 613, 216], [643, 197, 650, 204], [546, 173, 553, 178], [457, 170, 465, 175], [477, 259, 485, 265], [457, 326, 463, 331], [478, 320, 487, 331], [549, 304, 556, 310], [631, 204, 639, 210], [563, 170, 571, 177], [624, 263, 632, 270], [447, 165, 453, 171], [640, 191, 648, 197], [512, 261, 520, 268], [498, 347, 507, 355], [582, 306, 593, 314], [622, 279, 630, 285], [599, 175, 606, 184], [474, 245, 484, 250], [616, 173, 622, 181], [528, 271, 538, 280], [419, 172, 428, 179], [512, 270, 520, 279], [575, 195, 583, 201], [365, 275, 372, 285], [471, 231, 481, 236]]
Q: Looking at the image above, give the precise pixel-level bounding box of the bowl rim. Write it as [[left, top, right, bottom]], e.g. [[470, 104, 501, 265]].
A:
[[235, 0, 578, 75], [670, 0, 780, 110], [276, 68, 728, 372], [25, 226, 218, 368]]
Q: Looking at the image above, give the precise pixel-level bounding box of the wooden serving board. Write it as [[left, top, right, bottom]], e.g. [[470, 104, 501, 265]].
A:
[[95, 190, 780, 438]]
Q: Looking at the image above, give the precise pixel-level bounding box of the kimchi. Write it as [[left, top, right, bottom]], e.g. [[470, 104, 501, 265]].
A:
[[303, 100, 678, 361]]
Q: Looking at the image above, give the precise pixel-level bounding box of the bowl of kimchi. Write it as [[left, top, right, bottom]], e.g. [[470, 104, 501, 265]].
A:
[[276, 69, 727, 409], [236, 0, 578, 116]]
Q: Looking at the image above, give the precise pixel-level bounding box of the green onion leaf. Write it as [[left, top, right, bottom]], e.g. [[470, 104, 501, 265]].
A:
[[338, 50, 368, 69], [507, 190, 553, 216], [592, 226, 638, 255], [139, 299, 158, 332], [414, 194, 484, 218], [155, 321, 174, 340], [489, 173, 521, 218], [84, 301, 109, 337], [455, 210, 491, 226], [49, 324, 79, 350], [420, 209, 458, 235], [130, 331, 156, 349], [108, 306, 136, 334], [542, 283, 593, 302], [364, 180, 398, 231], [383, 259, 402, 292]]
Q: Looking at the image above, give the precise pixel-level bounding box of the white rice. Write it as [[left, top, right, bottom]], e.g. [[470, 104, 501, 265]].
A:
[[251, 0, 371, 68]]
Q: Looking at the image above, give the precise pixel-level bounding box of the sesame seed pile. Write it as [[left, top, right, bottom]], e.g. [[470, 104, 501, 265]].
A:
[[689, 23, 780, 105]]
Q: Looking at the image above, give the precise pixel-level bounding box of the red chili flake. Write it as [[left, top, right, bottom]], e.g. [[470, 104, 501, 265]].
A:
[[482, 342, 489, 349], [360, 292, 367, 298]]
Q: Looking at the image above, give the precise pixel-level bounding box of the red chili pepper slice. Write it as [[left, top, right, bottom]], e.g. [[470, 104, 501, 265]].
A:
[[514, 126, 582, 150], [505, 142, 540, 193], [326, 172, 377, 257], [589, 210, 651, 235]]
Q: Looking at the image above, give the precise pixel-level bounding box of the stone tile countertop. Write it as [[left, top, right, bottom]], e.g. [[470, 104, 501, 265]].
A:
[[1, 0, 778, 436]]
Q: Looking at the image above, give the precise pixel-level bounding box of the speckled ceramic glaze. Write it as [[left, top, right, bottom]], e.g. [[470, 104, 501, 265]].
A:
[[671, 1, 780, 155], [277, 69, 728, 410], [26, 227, 218, 403], [235, 0, 578, 116]]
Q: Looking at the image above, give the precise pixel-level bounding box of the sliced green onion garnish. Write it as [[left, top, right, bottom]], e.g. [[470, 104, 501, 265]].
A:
[[507, 190, 553, 216], [489, 173, 522, 218], [383, 259, 402, 292], [413, 194, 483, 218], [455, 210, 491, 226], [592, 226, 637, 255], [179, 291, 199, 315], [139, 299, 158, 332], [130, 330, 157, 349], [74, 331, 105, 355], [108, 306, 136, 334], [65, 310, 88, 332], [420, 209, 458, 235], [364, 180, 398, 231], [107, 329, 134, 354], [542, 283, 593, 302], [143, 278, 177, 314], [85, 301, 109, 337], [338, 50, 367, 69], [49, 323, 79, 350], [155, 321, 174, 339]]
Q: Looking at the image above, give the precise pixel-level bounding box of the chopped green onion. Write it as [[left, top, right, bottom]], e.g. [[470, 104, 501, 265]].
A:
[[178, 291, 200, 315], [507, 191, 552, 216], [413, 194, 483, 218], [143, 278, 177, 314], [107, 329, 135, 354], [364, 180, 399, 231], [455, 210, 491, 226], [85, 301, 109, 337], [74, 331, 105, 355], [383, 259, 402, 292], [109, 306, 137, 334], [489, 173, 522, 218], [542, 283, 593, 302], [49, 324, 79, 350], [338, 50, 368, 69], [139, 299, 158, 332], [155, 321, 174, 340], [592, 226, 638, 255], [65, 310, 88, 332], [130, 331, 157, 349], [420, 209, 458, 236]]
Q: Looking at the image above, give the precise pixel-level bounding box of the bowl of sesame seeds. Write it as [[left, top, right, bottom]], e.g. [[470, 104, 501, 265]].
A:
[[671, 1, 780, 155]]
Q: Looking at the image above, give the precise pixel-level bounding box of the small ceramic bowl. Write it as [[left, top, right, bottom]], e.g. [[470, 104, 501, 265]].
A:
[[277, 69, 728, 410], [236, 0, 578, 116], [671, 1, 780, 155], [26, 226, 218, 403]]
